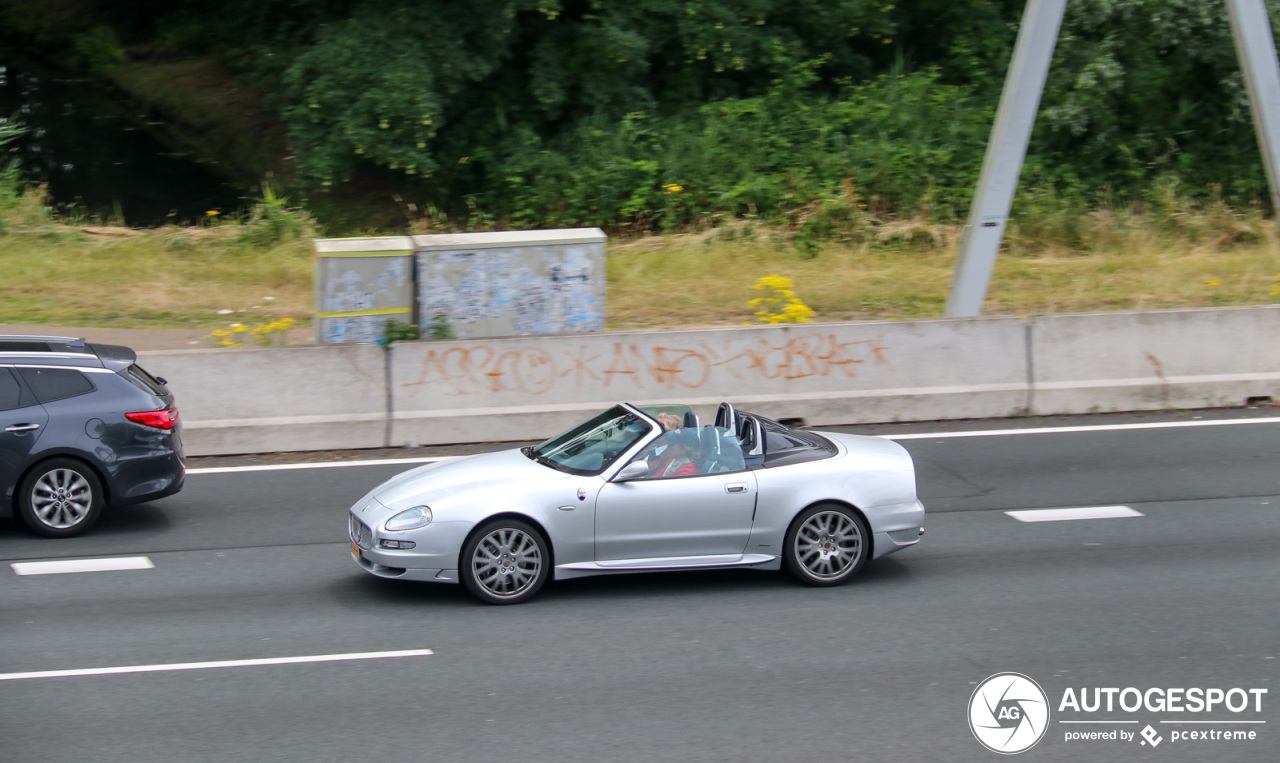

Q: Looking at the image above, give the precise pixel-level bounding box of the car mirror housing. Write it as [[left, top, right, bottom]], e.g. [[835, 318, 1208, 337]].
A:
[[613, 461, 649, 482]]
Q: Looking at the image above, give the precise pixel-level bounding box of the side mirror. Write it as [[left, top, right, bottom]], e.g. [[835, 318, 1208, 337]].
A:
[[613, 461, 649, 482]]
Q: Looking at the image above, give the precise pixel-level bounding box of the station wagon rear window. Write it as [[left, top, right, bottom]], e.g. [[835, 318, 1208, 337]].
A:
[[125, 364, 168, 396]]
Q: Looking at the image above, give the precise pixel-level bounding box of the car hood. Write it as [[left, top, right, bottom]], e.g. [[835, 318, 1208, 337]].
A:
[[372, 447, 572, 509]]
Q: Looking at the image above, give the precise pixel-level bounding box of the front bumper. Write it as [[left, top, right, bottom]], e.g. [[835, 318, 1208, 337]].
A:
[[347, 513, 471, 583]]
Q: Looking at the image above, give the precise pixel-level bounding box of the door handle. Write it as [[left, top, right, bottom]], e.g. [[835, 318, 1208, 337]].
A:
[[725, 483, 748, 494], [4, 423, 40, 433]]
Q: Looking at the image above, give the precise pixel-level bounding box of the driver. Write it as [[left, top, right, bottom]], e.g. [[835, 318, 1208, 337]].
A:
[[647, 429, 702, 478]]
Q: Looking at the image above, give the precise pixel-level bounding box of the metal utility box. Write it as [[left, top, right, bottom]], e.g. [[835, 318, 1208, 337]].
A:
[[313, 237, 415, 344], [412, 228, 606, 339]]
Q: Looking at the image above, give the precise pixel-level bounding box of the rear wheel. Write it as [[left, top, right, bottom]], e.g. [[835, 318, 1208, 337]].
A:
[[460, 519, 550, 605], [17, 458, 106, 538], [784, 503, 870, 586]]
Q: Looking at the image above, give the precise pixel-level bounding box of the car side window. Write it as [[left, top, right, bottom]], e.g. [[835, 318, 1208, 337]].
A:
[[0, 369, 23, 411], [630, 426, 746, 480], [17, 367, 95, 404], [765, 430, 809, 452]]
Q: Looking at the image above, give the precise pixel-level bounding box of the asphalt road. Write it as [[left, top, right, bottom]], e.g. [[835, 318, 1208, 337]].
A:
[[1, 411, 1277, 762]]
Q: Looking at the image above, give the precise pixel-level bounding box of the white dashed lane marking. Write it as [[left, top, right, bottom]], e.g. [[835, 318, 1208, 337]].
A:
[[1005, 506, 1144, 522], [0, 649, 435, 681], [11, 556, 155, 576]]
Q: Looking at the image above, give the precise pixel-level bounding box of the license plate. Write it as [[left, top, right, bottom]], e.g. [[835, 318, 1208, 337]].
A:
[[351, 542, 361, 558]]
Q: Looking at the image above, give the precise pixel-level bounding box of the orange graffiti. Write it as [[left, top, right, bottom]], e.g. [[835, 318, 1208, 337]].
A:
[[402, 332, 892, 396]]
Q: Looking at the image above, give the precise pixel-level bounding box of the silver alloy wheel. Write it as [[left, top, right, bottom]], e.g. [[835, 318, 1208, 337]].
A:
[[471, 527, 543, 599], [30, 468, 94, 529], [794, 509, 863, 581]]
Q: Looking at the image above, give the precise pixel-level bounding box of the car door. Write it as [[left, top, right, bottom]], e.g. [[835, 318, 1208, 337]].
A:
[[594, 426, 756, 561], [0, 368, 49, 507]]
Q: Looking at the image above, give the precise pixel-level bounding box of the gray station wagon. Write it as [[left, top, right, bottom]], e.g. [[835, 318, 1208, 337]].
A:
[[0, 335, 184, 537]]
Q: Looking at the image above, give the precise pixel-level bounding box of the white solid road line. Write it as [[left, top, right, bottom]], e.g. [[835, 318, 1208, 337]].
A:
[[11, 557, 155, 576], [0, 649, 435, 682], [182, 415, 1280, 476], [1006, 506, 1144, 522], [186, 456, 453, 475]]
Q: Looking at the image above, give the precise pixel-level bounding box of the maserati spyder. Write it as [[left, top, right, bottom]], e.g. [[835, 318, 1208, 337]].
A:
[[348, 402, 924, 604]]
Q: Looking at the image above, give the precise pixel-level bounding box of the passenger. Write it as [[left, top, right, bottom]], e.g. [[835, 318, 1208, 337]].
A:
[[656, 412, 681, 432]]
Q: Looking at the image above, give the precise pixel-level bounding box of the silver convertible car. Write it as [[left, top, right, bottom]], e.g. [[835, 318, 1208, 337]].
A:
[[348, 402, 924, 604]]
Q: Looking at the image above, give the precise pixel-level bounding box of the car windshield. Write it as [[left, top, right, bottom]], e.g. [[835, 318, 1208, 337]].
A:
[[528, 406, 653, 476]]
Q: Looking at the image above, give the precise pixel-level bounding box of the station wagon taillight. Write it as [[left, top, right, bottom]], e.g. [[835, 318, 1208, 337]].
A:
[[126, 407, 179, 430]]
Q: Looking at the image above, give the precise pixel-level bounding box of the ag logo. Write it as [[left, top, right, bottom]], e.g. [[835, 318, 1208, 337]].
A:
[[968, 673, 1050, 754]]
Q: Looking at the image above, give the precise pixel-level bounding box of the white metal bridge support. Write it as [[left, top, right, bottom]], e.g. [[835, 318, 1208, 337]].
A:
[[1226, 0, 1280, 222], [944, 0, 1068, 318], [945, 0, 1280, 317]]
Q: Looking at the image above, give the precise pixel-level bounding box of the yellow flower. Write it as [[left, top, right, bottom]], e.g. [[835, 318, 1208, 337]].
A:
[[747, 274, 815, 324], [206, 210, 220, 216], [662, 183, 684, 194], [1206, 280, 1221, 287]]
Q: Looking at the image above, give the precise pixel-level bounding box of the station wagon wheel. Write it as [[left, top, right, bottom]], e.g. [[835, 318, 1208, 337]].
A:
[[461, 519, 550, 605], [17, 458, 106, 538], [784, 504, 870, 587]]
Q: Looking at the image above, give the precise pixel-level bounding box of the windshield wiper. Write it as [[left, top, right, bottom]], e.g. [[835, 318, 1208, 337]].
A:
[[523, 446, 563, 471]]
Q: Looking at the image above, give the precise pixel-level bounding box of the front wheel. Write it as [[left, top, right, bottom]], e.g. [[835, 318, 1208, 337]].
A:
[[783, 504, 870, 587], [460, 519, 550, 605], [17, 458, 106, 538]]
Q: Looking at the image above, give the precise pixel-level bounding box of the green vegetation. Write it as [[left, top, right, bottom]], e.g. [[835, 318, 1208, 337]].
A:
[[0, 116, 25, 233], [3, 0, 1279, 233], [3, 1, 1280, 333]]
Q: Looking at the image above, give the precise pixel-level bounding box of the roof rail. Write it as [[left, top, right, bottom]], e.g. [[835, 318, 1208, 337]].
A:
[[0, 334, 84, 343], [0, 335, 90, 353]]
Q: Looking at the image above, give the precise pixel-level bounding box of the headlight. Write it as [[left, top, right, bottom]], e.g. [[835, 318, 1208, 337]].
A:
[[385, 506, 432, 531]]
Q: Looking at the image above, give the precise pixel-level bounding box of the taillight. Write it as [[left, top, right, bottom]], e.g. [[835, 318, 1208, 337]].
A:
[[126, 407, 179, 430]]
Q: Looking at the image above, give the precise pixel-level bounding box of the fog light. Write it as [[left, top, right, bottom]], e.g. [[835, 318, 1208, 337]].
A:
[[378, 539, 417, 550]]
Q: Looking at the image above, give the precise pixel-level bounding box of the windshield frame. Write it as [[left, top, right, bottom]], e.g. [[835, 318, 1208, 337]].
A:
[[527, 405, 657, 477]]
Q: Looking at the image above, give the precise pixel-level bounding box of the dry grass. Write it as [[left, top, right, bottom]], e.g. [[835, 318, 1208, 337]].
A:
[[3, 195, 1279, 331], [0, 214, 313, 328], [607, 213, 1280, 329]]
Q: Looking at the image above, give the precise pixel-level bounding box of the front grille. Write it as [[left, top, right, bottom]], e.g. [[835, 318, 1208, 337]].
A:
[[349, 513, 374, 549]]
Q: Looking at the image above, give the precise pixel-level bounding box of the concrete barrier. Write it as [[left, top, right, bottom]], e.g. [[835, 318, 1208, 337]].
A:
[[139, 306, 1280, 456], [387, 318, 1030, 446], [1030, 306, 1280, 414], [140, 344, 387, 456]]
